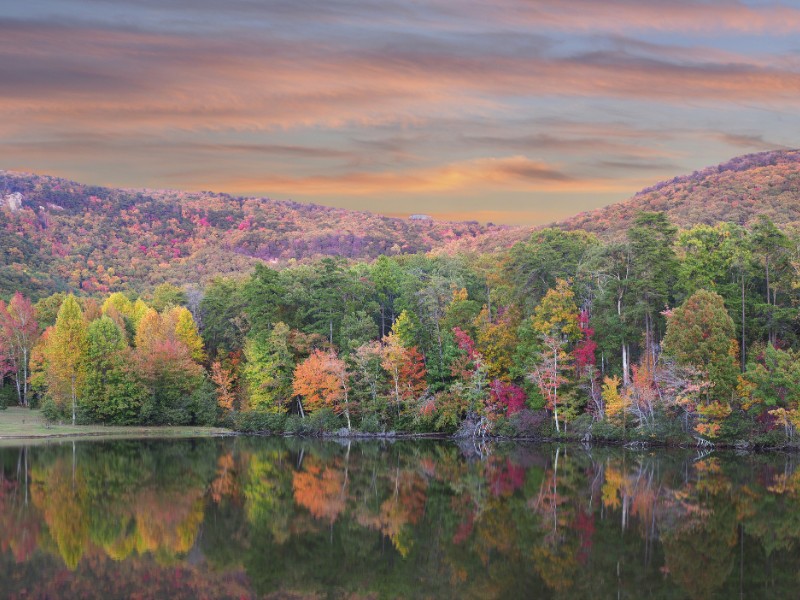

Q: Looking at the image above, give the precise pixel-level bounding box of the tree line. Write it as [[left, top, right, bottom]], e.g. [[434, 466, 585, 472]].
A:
[[2, 212, 799, 444]]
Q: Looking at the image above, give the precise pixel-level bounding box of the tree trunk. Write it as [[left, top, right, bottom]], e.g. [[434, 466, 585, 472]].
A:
[[22, 348, 28, 407], [741, 274, 746, 372], [553, 346, 560, 433], [14, 369, 22, 406], [618, 292, 630, 385], [71, 374, 77, 425], [622, 344, 630, 386]]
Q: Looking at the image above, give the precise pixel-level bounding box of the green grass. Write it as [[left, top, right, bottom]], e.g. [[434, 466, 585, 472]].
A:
[[0, 407, 231, 442]]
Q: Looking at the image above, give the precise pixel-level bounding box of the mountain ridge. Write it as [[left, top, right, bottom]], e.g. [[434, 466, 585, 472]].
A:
[[553, 149, 800, 238], [0, 169, 519, 297], [2, 149, 800, 298]]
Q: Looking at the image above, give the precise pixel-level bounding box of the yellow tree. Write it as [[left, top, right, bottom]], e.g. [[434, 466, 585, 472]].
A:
[[167, 306, 206, 362], [46, 295, 87, 424], [473, 305, 519, 380], [381, 333, 408, 413], [602, 375, 629, 431], [529, 279, 582, 432], [134, 308, 163, 353]]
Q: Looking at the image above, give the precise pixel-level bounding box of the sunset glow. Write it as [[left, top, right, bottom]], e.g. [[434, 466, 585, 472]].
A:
[[1, 0, 798, 224]]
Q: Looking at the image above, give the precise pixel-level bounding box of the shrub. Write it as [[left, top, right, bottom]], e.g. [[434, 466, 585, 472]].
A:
[[234, 411, 287, 433], [0, 386, 14, 410], [284, 415, 307, 435], [753, 428, 788, 449], [490, 415, 516, 437], [359, 414, 381, 433], [590, 420, 626, 441], [308, 407, 342, 433], [717, 410, 753, 444], [41, 396, 66, 422], [185, 381, 219, 426], [509, 409, 553, 438], [569, 413, 594, 436]]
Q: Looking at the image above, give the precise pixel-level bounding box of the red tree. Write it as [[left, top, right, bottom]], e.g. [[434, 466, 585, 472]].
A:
[[0, 293, 39, 406]]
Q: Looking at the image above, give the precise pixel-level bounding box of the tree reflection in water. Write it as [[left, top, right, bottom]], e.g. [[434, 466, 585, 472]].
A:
[[1, 438, 800, 599]]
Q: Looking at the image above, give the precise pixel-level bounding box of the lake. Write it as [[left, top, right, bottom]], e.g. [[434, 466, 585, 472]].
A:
[[0, 437, 798, 599]]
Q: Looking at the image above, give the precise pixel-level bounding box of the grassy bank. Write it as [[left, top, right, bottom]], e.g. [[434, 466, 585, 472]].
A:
[[0, 407, 231, 442]]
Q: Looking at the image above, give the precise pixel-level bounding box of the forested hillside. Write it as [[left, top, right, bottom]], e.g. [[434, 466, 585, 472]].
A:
[[4, 208, 800, 446], [558, 150, 800, 238], [3, 150, 800, 299], [0, 171, 515, 298]]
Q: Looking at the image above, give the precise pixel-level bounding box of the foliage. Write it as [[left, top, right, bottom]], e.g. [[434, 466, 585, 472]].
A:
[[663, 289, 739, 402], [5, 159, 800, 439]]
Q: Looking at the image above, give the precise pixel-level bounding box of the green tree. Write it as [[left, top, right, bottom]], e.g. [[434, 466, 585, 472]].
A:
[[663, 290, 739, 401], [751, 215, 793, 346], [243, 323, 296, 413], [339, 310, 376, 355], [199, 277, 247, 357], [83, 316, 145, 424], [628, 212, 678, 374], [505, 229, 597, 315], [370, 255, 404, 338], [741, 345, 800, 412], [243, 264, 285, 339], [150, 283, 187, 312]]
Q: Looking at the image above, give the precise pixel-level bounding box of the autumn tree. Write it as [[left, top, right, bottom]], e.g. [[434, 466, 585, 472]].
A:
[[293, 349, 352, 428], [474, 305, 519, 381], [528, 279, 581, 432], [167, 306, 206, 362], [380, 333, 427, 415], [133, 308, 206, 425], [46, 295, 87, 424], [601, 376, 628, 430], [0, 292, 38, 406], [211, 358, 237, 412]]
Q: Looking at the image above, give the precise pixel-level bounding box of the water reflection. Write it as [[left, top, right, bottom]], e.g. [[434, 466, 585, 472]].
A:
[[1, 438, 800, 598]]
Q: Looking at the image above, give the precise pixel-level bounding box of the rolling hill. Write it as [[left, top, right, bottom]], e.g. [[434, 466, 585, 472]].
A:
[[0, 171, 518, 298], [555, 149, 800, 238], [2, 149, 799, 298]]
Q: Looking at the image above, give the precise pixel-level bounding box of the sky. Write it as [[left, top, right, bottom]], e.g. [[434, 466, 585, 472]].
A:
[[1, 1, 799, 225]]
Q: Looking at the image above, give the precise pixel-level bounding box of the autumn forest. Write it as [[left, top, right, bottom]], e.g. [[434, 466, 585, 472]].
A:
[[2, 196, 800, 446]]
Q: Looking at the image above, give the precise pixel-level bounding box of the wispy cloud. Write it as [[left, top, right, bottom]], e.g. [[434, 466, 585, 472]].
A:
[[0, 2, 798, 224]]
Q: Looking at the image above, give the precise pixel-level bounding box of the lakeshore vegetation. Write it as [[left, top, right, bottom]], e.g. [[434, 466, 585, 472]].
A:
[[2, 211, 800, 447]]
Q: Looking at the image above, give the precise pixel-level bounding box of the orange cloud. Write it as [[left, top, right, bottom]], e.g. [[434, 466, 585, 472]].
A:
[[199, 155, 645, 197], [0, 4, 797, 226], [0, 18, 799, 144]]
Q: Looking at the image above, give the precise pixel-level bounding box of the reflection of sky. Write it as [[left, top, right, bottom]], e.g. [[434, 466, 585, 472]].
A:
[[1, 1, 798, 224]]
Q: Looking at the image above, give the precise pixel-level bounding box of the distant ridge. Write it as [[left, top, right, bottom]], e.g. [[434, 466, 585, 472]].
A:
[[554, 149, 800, 238], [0, 170, 517, 297], [2, 149, 800, 298]]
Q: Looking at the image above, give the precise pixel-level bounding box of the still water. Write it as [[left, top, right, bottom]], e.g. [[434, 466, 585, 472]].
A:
[[0, 437, 798, 599]]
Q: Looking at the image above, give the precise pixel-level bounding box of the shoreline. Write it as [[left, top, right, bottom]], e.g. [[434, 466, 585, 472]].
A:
[[0, 407, 232, 444], [237, 429, 797, 452], [3, 408, 795, 452]]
